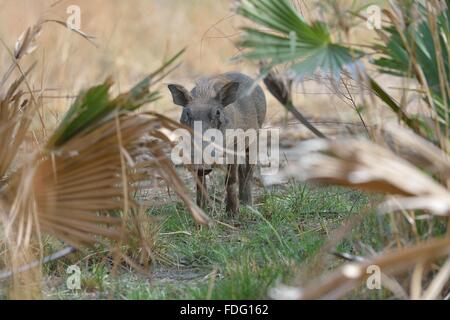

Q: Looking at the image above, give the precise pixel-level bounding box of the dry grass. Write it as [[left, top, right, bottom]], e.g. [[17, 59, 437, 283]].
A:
[[0, 0, 247, 121], [0, 0, 387, 134]]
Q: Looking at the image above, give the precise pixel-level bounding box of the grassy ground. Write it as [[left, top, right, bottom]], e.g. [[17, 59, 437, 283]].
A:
[[39, 183, 376, 300]]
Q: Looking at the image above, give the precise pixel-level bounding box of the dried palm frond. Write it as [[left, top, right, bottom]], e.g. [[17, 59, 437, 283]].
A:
[[270, 235, 450, 300], [269, 124, 450, 299], [280, 125, 450, 216], [3, 86, 208, 252], [0, 42, 208, 296], [0, 19, 199, 298], [381, 124, 450, 180]]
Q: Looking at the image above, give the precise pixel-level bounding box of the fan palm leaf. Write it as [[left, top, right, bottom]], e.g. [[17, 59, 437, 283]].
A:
[[237, 0, 359, 77]]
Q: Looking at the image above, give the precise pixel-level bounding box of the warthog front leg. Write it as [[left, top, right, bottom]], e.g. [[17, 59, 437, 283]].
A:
[[225, 164, 239, 215], [238, 149, 254, 206], [196, 170, 209, 209]]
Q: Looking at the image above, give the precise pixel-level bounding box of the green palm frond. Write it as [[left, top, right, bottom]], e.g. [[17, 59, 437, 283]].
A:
[[47, 48, 185, 148], [237, 0, 360, 77], [373, 1, 449, 126]]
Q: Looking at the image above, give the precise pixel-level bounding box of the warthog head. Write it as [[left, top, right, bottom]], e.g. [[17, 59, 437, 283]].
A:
[[168, 80, 240, 173]]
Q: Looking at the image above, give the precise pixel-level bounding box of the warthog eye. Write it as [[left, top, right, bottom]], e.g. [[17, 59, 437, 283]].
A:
[[181, 108, 193, 125], [214, 109, 224, 128]]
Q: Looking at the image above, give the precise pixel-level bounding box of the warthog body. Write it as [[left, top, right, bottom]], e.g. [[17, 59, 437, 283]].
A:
[[168, 72, 266, 214]]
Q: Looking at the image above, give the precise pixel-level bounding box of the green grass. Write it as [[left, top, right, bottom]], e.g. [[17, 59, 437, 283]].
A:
[[39, 183, 378, 300]]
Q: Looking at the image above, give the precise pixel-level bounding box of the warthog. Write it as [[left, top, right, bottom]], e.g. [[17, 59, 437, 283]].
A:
[[168, 72, 267, 215]]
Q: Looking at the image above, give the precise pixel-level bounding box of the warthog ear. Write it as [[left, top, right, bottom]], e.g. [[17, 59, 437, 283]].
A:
[[217, 81, 240, 107], [168, 84, 191, 107]]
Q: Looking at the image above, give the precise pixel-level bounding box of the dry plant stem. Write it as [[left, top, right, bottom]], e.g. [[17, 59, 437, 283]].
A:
[[0, 246, 76, 280], [339, 20, 370, 138], [427, 1, 450, 139], [109, 112, 129, 295], [340, 78, 369, 137], [6, 246, 41, 299], [285, 101, 327, 138], [410, 261, 425, 299], [422, 256, 450, 299], [368, 78, 423, 136], [206, 267, 219, 300], [389, 212, 402, 249], [380, 273, 409, 299], [261, 68, 327, 138]]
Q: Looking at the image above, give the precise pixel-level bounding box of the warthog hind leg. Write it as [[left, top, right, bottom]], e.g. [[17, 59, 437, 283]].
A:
[[238, 149, 254, 205], [196, 170, 209, 209]]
